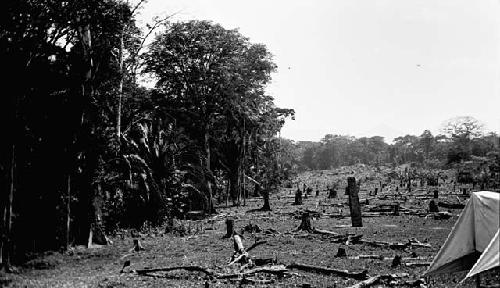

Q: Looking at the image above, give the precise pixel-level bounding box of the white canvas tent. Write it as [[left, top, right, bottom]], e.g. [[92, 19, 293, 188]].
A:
[[425, 191, 499, 281]]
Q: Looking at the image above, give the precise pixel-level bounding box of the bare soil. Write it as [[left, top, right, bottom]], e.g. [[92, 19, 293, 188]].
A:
[[1, 165, 499, 287]]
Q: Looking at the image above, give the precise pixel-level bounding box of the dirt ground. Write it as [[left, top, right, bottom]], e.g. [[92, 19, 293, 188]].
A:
[[1, 166, 499, 288]]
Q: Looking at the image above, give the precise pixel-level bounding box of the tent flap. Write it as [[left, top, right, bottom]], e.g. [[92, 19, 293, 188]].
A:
[[465, 230, 500, 280], [425, 191, 499, 277]]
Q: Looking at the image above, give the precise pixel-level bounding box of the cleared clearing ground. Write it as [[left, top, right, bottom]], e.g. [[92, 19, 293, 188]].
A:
[[1, 166, 499, 287]]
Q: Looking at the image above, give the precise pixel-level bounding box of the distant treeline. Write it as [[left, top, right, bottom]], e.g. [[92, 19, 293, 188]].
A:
[[285, 118, 499, 171]]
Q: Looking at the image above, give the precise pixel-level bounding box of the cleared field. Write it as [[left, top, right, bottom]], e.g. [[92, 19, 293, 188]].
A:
[[1, 166, 498, 288]]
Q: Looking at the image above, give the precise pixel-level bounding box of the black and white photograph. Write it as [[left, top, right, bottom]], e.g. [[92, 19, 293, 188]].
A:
[[0, 0, 499, 287]]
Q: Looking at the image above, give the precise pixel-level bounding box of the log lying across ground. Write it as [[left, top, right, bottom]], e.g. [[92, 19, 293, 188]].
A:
[[346, 273, 410, 288], [134, 264, 288, 279], [437, 201, 465, 209], [287, 262, 368, 280], [359, 238, 431, 250]]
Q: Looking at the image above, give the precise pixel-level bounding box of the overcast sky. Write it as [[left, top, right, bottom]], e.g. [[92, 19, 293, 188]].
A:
[[137, 0, 500, 143]]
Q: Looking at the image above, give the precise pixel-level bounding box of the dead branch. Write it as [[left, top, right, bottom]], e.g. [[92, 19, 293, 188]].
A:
[[287, 262, 368, 280]]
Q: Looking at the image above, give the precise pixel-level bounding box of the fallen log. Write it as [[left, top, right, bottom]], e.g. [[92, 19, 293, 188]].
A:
[[230, 277, 274, 285], [135, 265, 217, 277], [346, 273, 409, 288], [218, 265, 288, 279], [287, 262, 368, 280], [360, 240, 408, 250], [404, 262, 431, 267], [432, 211, 453, 220], [349, 255, 384, 260], [408, 238, 432, 248], [134, 264, 288, 279], [359, 238, 431, 250], [437, 201, 465, 209]]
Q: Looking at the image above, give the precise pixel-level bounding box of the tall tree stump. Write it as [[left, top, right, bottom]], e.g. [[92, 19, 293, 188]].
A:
[[297, 212, 313, 232], [433, 190, 439, 199], [347, 177, 363, 227], [261, 189, 271, 211], [374, 187, 378, 196], [224, 218, 235, 238], [294, 188, 303, 205]]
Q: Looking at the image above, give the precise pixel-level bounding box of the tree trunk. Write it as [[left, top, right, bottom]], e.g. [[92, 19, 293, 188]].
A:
[[65, 174, 71, 250], [229, 165, 240, 206], [203, 129, 215, 214], [77, 23, 108, 247], [116, 29, 124, 142], [2, 144, 15, 271]]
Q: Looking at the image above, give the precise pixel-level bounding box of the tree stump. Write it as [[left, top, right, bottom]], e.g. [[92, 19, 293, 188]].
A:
[[306, 187, 313, 195], [261, 190, 271, 211], [347, 177, 363, 227], [374, 187, 378, 196], [329, 189, 337, 199], [335, 247, 347, 257], [391, 255, 402, 267], [297, 212, 313, 232], [294, 189, 303, 205], [133, 239, 145, 251], [433, 190, 439, 199], [225, 218, 235, 238], [393, 204, 399, 216], [429, 200, 439, 213]]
